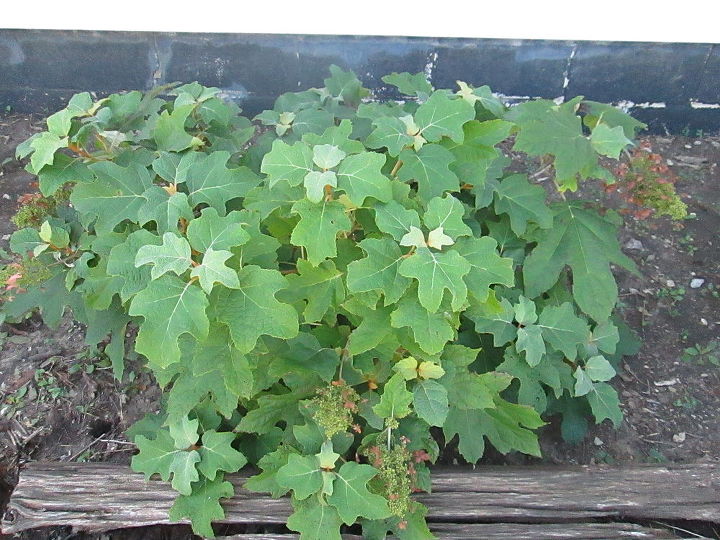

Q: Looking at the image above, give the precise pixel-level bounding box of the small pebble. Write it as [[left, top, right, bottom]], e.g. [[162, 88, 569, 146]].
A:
[[694, 140, 702, 145], [700, 318, 708, 326], [666, 159, 674, 165], [684, 144, 692, 149], [690, 278, 705, 289], [673, 432, 686, 443], [1, 194, 9, 200], [624, 238, 644, 250], [666, 279, 675, 287], [594, 437, 604, 446]]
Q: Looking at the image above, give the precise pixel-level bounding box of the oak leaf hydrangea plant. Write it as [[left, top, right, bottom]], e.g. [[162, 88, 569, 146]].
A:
[[2, 67, 644, 538]]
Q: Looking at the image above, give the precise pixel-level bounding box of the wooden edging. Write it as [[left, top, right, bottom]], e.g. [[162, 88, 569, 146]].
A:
[[2, 462, 718, 538]]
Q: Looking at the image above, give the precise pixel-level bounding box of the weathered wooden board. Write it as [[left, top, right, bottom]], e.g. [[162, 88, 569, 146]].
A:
[[2, 462, 718, 537], [215, 523, 688, 539]]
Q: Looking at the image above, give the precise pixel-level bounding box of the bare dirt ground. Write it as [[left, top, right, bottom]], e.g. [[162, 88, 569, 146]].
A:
[[0, 113, 717, 539]]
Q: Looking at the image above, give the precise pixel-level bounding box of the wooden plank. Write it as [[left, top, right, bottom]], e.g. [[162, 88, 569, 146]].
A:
[[216, 523, 695, 540], [2, 462, 719, 535]]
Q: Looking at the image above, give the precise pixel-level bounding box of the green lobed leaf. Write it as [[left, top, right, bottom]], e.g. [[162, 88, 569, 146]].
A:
[[336, 152, 392, 206], [524, 203, 637, 322], [413, 379, 449, 426], [276, 454, 323, 500], [212, 265, 298, 354], [493, 174, 553, 236], [290, 199, 352, 266], [128, 276, 209, 368], [414, 91, 475, 143], [169, 475, 234, 538], [135, 232, 192, 280], [346, 237, 411, 306], [373, 372, 413, 419], [198, 430, 248, 481], [328, 462, 391, 525], [398, 247, 470, 313], [397, 144, 459, 202], [286, 496, 343, 540]]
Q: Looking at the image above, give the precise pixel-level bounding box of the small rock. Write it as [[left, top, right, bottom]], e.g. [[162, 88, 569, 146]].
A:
[[684, 144, 693, 149], [694, 140, 702, 145], [654, 378, 679, 387], [690, 278, 705, 289], [624, 238, 644, 250], [594, 437, 604, 446], [666, 279, 675, 288], [673, 432, 686, 443], [666, 159, 674, 166], [701, 318, 708, 326], [1, 194, 9, 200], [1, 234, 9, 241]]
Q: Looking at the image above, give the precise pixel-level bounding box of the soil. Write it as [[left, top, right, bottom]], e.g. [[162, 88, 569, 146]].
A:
[[0, 113, 718, 539]]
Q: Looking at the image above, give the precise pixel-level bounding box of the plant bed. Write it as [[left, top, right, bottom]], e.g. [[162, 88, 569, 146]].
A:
[[0, 67, 717, 539]]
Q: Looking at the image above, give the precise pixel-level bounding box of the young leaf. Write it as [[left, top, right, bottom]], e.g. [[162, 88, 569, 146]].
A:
[[135, 232, 192, 280], [373, 373, 413, 419]]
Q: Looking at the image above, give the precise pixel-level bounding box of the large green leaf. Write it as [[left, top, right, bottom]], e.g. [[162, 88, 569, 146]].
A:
[[346, 237, 411, 306], [276, 454, 322, 500], [261, 139, 314, 188], [537, 303, 589, 361], [397, 144, 459, 202], [169, 475, 234, 538], [493, 174, 553, 235], [128, 276, 209, 368], [336, 152, 392, 206], [414, 91, 475, 143], [186, 207, 250, 253], [524, 203, 637, 321], [453, 237, 514, 303], [290, 200, 352, 266], [71, 161, 153, 233], [183, 151, 260, 212], [282, 259, 345, 323], [398, 247, 470, 312], [212, 265, 298, 353], [135, 232, 192, 279], [512, 101, 597, 190], [413, 379, 449, 426], [286, 497, 343, 540], [390, 295, 456, 355], [328, 462, 391, 524]]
